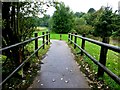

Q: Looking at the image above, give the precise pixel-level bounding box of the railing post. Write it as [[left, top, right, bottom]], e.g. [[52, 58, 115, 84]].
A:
[[49, 32, 50, 42], [46, 31, 48, 45], [60, 34, 62, 40], [35, 32, 38, 57], [42, 32, 45, 49], [74, 33, 77, 49], [68, 33, 70, 42], [70, 33, 73, 44], [97, 37, 110, 77], [81, 34, 85, 56]]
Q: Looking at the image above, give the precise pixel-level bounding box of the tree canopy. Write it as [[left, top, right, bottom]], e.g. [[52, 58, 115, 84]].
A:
[[94, 7, 117, 37], [52, 2, 74, 33], [87, 8, 96, 13], [1, 1, 55, 80]]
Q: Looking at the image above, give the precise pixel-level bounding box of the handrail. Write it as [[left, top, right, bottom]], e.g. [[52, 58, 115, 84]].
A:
[[0, 41, 47, 86], [1, 32, 50, 87], [0, 34, 48, 52], [68, 33, 120, 85], [70, 39, 120, 85], [70, 33, 120, 53]]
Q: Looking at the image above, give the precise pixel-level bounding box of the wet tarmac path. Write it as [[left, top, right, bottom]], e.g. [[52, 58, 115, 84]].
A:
[[28, 40, 89, 89]]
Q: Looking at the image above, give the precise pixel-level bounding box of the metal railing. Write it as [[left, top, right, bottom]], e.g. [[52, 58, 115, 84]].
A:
[[68, 33, 120, 85], [0, 32, 50, 86]]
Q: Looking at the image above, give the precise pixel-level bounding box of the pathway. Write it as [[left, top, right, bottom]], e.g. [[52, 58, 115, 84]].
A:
[[28, 40, 89, 88]]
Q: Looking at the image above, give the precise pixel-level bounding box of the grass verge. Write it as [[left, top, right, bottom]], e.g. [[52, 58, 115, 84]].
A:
[[68, 37, 120, 89]]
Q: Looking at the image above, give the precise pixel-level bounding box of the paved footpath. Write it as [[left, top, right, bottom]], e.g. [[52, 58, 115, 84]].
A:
[[28, 40, 89, 89]]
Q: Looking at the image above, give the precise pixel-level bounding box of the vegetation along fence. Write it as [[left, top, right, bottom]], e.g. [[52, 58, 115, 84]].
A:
[[0, 32, 50, 86], [68, 33, 120, 85]]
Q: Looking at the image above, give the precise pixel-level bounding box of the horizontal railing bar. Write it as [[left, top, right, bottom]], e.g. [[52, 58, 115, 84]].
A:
[[0, 34, 49, 52], [70, 39, 120, 85], [69, 33, 120, 53], [0, 41, 48, 86]]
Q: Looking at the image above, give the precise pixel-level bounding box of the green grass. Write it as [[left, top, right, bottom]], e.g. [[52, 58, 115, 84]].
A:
[[73, 37, 120, 89], [50, 33, 68, 42]]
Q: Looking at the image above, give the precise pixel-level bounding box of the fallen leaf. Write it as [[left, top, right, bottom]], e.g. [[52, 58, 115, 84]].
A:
[[52, 79, 56, 82], [61, 78, 63, 80], [65, 80, 69, 83], [38, 80, 40, 83], [41, 84, 43, 86]]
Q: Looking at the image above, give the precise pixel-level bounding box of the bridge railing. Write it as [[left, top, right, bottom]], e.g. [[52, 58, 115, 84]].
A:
[[68, 33, 120, 85], [0, 32, 50, 86]]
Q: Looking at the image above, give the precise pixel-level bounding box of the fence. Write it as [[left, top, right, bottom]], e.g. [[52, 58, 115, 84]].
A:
[[0, 32, 50, 86], [68, 33, 120, 85]]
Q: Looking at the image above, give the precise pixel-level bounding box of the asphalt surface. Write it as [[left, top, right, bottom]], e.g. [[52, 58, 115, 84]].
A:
[[28, 40, 89, 89]]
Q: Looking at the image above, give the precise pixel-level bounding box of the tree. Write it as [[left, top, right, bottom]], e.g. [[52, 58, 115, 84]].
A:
[[40, 15, 50, 27], [74, 17, 94, 35], [74, 12, 85, 18], [94, 7, 114, 37], [52, 2, 74, 33], [87, 8, 96, 13], [111, 13, 120, 37], [2, 1, 55, 79]]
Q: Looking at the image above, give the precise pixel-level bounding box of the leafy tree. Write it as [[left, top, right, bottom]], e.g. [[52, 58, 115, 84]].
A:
[[74, 17, 93, 35], [111, 13, 120, 37], [87, 8, 96, 13], [94, 7, 114, 38], [74, 12, 85, 18], [74, 18, 93, 35], [52, 2, 74, 33], [40, 15, 50, 27], [2, 1, 55, 79]]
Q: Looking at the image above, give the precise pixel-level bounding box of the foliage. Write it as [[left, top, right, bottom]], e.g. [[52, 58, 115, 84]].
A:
[[93, 7, 116, 38], [74, 12, 85, 18], [2, 1, 55, 82], [112, 14, 120, 37], [48, 17, 54, 30], [74, 17, 86, 25], [75, 25, 94, 35], [40, 15, 50, 27], [87, 8, 96, 13], [52, 2, 74, 33], [73, 17, 93, 35]]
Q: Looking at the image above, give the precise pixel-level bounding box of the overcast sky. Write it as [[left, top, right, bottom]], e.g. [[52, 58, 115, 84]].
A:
[[46, 0, 120, 16]]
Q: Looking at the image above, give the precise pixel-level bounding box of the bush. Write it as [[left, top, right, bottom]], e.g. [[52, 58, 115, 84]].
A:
[[75, 25, 94, 35]]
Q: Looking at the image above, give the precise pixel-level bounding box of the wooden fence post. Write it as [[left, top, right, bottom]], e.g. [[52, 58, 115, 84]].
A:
[[60, 34, 62, 40], [42, 32, 45, 49], [70, 33, 73, 44], [74, 33, 77, 49], [49, 32, 50, 42], [68, 33, 70, 42], [46, 32, 48, 45], [81, 34, 85, 56], [97, 37, 110, 77], [35, 32, 38, 57]]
